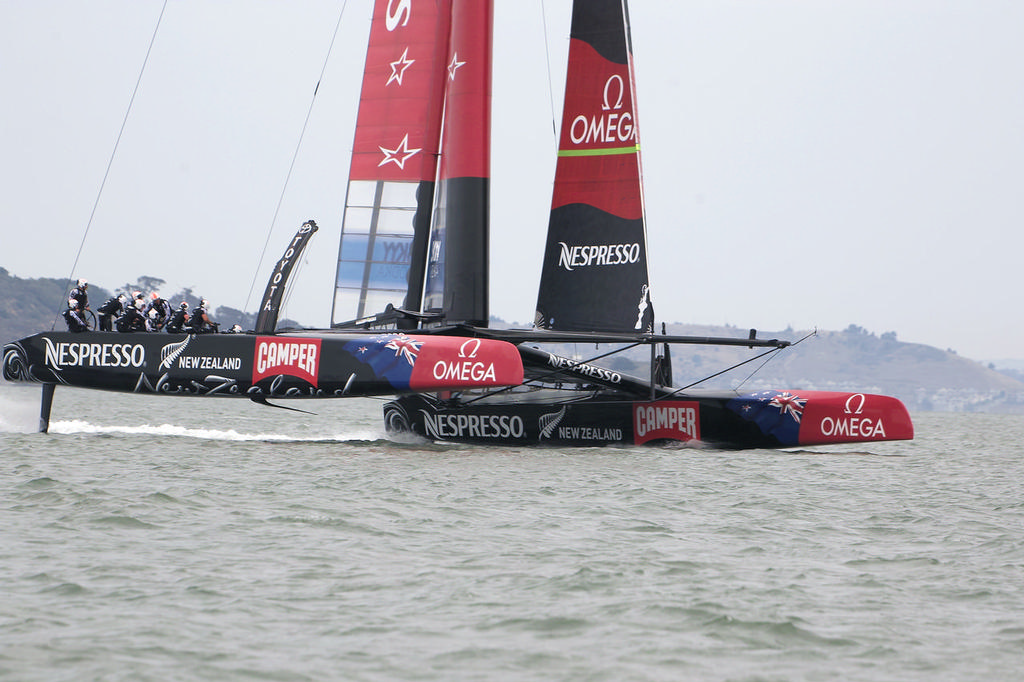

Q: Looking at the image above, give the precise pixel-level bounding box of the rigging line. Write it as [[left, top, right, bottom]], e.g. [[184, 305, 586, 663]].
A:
[[277, 251, 309, 323], [655, 347, 787, 401], [655, 330, 817, 400], [733, 329, 816, 390], [53, 0, 169, 332], [243, 0, 349, 316], [539, 0, 558, 137]]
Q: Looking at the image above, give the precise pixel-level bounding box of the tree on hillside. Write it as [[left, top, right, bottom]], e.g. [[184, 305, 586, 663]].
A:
[[123, 276, 166, 296]]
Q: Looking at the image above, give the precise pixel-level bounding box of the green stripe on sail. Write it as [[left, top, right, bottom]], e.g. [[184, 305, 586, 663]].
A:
[[558, 144, 640, 157]]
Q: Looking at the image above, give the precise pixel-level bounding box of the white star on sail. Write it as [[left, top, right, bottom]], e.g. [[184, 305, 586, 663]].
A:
[[447, 52, 465, 80], [378, 133, 422, 169], [387, 47, 415, 86]]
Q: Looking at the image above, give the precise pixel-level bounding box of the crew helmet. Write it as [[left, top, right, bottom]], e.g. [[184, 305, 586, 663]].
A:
[[77, 278, 87, 288], [117, 294, 127, 304], [179, 302, 189, 310]]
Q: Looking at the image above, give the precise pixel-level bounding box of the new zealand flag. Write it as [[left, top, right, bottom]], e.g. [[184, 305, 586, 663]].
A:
[[343, 334, 423, 390], [727, 390, 807, 446]]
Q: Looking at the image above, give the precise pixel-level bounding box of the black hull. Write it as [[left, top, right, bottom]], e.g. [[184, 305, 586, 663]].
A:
[[386, 392, 776, 449], [3, 330, 523, 399], [384, 385, 915, 450]]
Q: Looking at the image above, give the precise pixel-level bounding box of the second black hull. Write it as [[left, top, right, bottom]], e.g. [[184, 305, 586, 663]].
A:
[[384, 386, 914, 450]]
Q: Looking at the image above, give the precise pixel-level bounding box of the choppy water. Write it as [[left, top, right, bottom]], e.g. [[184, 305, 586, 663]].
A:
[[2, 384, 1022, 681]]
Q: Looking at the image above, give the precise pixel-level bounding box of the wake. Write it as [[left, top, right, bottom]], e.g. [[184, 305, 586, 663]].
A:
[[45, 419, 386, 444]]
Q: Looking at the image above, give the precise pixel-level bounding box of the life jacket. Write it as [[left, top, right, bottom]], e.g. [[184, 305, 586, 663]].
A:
[[188, 307, 208, 330], [62, 309, 89, 332], [69, 287, 88, 310], [146, 298, 169, 321], [116, 307, 146, 333], [166, 309, 189, 332], [97, 296, 124, 315]]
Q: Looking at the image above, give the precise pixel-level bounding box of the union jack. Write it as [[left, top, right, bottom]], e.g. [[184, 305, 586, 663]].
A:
[[768, 392, 807, 423], [385, 334, 422, 366]]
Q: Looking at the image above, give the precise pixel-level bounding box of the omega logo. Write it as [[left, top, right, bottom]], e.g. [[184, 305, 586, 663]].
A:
[[459, 338, 481, 359], [569, 75, 636, 146], [602, 74, 625, 111]]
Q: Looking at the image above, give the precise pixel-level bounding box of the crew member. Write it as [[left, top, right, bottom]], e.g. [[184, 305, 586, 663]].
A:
[[187, 298, 218, 334], [69, 278, 89, 311], [62, 278, 90, 332], [165, 302, 190, 333], [62, 301, 89, 332], [96, 294, 127, 332], [144, 292, 171, 331], [116, 296, 148, 333]]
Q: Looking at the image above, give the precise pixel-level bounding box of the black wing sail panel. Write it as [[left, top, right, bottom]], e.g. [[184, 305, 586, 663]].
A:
[[535, 0, 653, 334]]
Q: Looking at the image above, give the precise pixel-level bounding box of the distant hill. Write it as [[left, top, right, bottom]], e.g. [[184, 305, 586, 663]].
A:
[[4, 268, 1022, 414], [0, 268, 299, 341]]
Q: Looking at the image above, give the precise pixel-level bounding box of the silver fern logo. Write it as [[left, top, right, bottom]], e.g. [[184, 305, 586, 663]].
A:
[[538, 406, 567, 440], [159, 337, 191, 370]]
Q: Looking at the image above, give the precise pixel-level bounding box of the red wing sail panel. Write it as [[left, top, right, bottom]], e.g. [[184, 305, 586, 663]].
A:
[[535, 0, 653, 333], [333, 0, 453, 325]]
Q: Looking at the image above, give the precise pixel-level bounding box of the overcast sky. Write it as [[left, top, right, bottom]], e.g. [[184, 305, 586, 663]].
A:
[[2, 0, 1021, 362]]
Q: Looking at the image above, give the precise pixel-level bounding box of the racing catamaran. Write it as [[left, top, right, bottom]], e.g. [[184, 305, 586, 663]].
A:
[[4, 0, 912, 448]]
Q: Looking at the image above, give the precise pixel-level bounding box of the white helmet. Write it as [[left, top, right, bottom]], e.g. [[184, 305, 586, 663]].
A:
[[117, 294, 127, 304], [77, 278, 87, 288], [179, 302, 189, 310], [135, 298, 146, 310], [199, 298, 209, 309]]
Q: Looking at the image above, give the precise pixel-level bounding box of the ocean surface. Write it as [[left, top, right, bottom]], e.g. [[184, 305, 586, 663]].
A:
[[1, 383, 1022, 682]]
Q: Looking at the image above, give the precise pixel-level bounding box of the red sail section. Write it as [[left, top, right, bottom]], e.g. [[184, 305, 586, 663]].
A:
[[436, 0, 492, 181], [334, 0, 454, 324], [550, 41, 642, 219], [348, 0, 451, 182], [422, 0, 493, 326]]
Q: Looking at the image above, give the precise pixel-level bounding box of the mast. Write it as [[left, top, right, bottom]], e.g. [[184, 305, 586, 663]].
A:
[[421, 0, 493, 327], [534, 0, 653, 334]]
